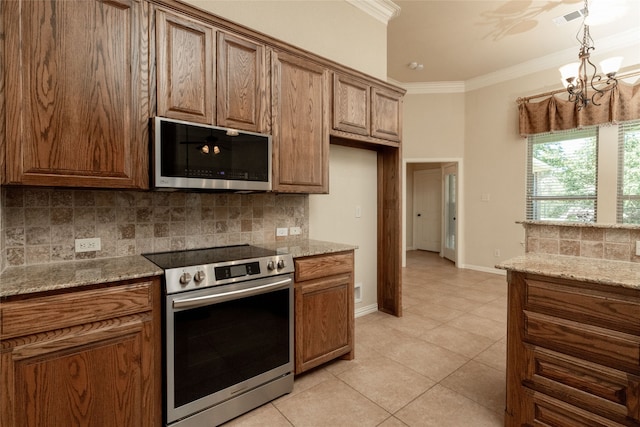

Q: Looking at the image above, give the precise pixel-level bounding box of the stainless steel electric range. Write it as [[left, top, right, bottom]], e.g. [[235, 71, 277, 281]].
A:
[[143, 244, 295, 427]]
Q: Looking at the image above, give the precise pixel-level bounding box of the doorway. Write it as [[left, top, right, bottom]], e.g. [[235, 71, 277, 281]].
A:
[[404, 159, 462, 267]]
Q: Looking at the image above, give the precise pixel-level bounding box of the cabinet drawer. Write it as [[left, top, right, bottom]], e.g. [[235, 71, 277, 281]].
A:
[[1, 281, 154, 339], [526, 278, 640, 335], [522, 389, 628, 427], [524, 311, 640, 375], [526, 346, 640, 422], [295, 251, 353, 282]]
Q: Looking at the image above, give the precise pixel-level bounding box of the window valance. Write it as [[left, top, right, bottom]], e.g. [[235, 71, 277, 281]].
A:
[[518, 81, 640, 136]]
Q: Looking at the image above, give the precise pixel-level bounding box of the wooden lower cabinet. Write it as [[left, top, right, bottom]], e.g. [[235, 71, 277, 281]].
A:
[[294, 251, 354, 374], [505, 271, 640, 426], [0, 277, 161, 427]]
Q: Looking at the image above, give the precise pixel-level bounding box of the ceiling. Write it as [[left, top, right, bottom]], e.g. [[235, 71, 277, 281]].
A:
[[386, 0, 640, 85]]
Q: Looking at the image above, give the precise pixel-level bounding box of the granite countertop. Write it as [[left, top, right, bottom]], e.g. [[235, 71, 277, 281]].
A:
[[497, 253, 640, 290], [0, 256, 164, 298], [517, 220, 640, 230], [256, 238, 358, 258], [0, 239, 357, 298]]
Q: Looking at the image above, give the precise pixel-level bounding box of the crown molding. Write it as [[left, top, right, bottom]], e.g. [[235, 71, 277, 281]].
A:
[[388, 79, 466, 95], [346, 0, 401, 25], [392, 27, 640, 94]]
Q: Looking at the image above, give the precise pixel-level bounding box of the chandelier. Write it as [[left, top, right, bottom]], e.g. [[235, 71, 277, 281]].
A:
[[559, 0, 623, 110]]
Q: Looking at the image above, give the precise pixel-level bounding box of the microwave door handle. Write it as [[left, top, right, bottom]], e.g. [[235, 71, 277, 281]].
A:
[[172, 277, 292, 310]]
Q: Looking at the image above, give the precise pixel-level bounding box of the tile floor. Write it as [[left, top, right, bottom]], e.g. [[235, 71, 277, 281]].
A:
[[225, 250, 508, 426]]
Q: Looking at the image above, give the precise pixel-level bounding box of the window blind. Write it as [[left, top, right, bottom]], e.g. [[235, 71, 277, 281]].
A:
[[526, 128, 598, 222], [617, 120, 640, 224]]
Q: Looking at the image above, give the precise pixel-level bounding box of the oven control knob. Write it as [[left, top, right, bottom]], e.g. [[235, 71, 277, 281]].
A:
[[277, 259, 286, 269], [267, 260, 276, 271], [179, 272, 192, 285], [194, 271, 206, 283]]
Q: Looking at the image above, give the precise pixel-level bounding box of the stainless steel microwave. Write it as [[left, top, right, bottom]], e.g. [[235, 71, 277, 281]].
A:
[[152, 117, 272, 191]]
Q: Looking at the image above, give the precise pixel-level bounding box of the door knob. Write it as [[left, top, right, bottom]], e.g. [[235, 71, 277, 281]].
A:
[[417, 213, 421, 217]]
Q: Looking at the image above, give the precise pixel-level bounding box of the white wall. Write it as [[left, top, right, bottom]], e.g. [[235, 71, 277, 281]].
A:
[[309, 145, 378, 314], [187, 0, 387, 80], [401, 44, 640, 272]]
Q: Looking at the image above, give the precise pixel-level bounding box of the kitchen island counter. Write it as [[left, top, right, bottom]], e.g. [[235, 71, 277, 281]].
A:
[[497, 252, 640, 290]]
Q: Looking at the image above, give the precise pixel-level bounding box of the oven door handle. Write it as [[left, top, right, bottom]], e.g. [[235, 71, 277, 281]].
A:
[[172, 277, 292, 310]]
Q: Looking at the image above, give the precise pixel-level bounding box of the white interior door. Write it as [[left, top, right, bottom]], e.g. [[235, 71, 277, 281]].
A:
[[443, 163, 457, 262], [413, 169, 441, 252]]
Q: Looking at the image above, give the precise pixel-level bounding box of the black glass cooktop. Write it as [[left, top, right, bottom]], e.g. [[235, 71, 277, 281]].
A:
[[143, 244, 278, 270]]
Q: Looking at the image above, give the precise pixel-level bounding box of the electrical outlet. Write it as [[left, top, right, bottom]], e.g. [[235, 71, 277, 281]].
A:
[[636, 241, 640, 256], [75, 237, 101, 253], [289, 226, 301, 236], [494, 249, 501, 257], [276, 227, 288, 237]]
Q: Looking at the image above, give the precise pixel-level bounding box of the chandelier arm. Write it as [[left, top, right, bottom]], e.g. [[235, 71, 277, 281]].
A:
[[516, 70, 639, 105]]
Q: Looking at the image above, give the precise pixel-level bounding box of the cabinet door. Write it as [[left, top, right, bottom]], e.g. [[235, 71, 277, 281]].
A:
[[4, 0, 149, 189], [156, 9, 215, 124], [0, 279, 161, 427], [371, 86, 402, 142], [217, 32, 269, 133], [271, 50, 329, 193], [332, 73, 370, 136], [1, 316, 155, 427], [295, 273, 354, 374]]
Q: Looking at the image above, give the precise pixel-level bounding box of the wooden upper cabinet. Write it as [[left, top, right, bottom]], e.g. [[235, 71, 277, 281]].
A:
[[271, 50, 329, 193], [371, 86, 402, 142], [155, 8, 215, 124], [332, 73, 370, 136], [4, 0, 149, 189], [217, 32, 269, 133], [331, 72, 403, 144]]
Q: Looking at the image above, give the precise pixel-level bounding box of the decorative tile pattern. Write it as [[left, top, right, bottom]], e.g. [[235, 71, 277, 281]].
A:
[[1, 187, 309, 268], [521, 222, 640, 263]]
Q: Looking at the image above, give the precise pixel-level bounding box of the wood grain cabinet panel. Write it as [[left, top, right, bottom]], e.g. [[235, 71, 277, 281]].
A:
[[0, 278, 162, 427], [331, 72, 403, 146], [371, 87, 402, 142], [294, 251, 354, 374], [217, 32, 269, 133], [332, 73, 370, 136], [4, 0, 149, 189], [271, 50, 329, 193], [506, 272, 640, 426], [156, 8, 215, 124]]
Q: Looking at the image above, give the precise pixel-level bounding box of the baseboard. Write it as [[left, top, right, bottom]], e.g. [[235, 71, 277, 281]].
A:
[[459, 264, 506, 275], [355, 304, 379, 318]]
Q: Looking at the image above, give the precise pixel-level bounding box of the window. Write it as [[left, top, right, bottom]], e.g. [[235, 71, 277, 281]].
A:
[[617, 120, 640, 224], [526, 128, 598, 222]]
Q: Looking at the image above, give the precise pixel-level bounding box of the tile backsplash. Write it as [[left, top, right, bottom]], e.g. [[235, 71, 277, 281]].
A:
[[523, 222, 640, 263], [1, 187, 308, 268]]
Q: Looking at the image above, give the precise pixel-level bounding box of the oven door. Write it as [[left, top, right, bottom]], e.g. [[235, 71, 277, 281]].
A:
[[165, 274, 293, 424]]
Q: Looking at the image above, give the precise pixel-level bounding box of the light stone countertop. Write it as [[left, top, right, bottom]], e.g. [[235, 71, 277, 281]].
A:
[[0, 256, 164, 298], [517, 220, 640, 229], [0, 239, 357, 298], [256, 239, 358, 258], [496, 253, 640, 290]]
